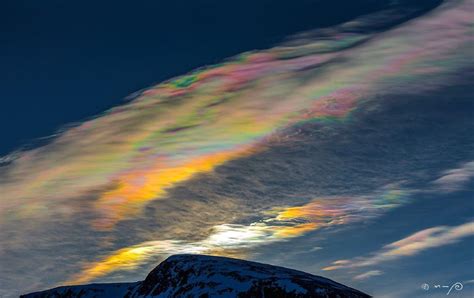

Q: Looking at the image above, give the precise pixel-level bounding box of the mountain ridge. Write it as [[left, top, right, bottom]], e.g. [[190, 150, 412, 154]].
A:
[[22, 254, 371, 298]]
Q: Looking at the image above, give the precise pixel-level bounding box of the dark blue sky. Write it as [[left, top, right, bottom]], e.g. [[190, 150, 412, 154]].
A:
[[0, 0, 439, 155]]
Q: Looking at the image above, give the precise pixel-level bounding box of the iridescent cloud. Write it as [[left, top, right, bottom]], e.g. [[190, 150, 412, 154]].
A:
[[353, 270, 383, 281], [323, 221, 474, 270], [68, 188, 407, 283], [432, 161, 474, 192], [0, 0, 471, 231]]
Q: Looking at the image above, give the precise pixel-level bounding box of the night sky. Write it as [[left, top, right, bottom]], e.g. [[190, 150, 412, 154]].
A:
[[0, 1, 473, 298]]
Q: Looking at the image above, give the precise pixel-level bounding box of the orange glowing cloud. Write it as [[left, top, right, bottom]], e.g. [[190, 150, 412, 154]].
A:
[[92, 146, 256, 229], [70, 191, 406, 283]]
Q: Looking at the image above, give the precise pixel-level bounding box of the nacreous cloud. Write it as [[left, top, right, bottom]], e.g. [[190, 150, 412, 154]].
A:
[[68, 189, 407, 283], [0, 0, 471, 231], [432, 161, 474, 192], [323, 221, 474, 271]]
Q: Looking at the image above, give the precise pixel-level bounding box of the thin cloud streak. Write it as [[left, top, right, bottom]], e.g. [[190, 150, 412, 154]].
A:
[[323, 221, 474, 270], [353, 270, 383, 280], [432, 161, 474, 192]]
